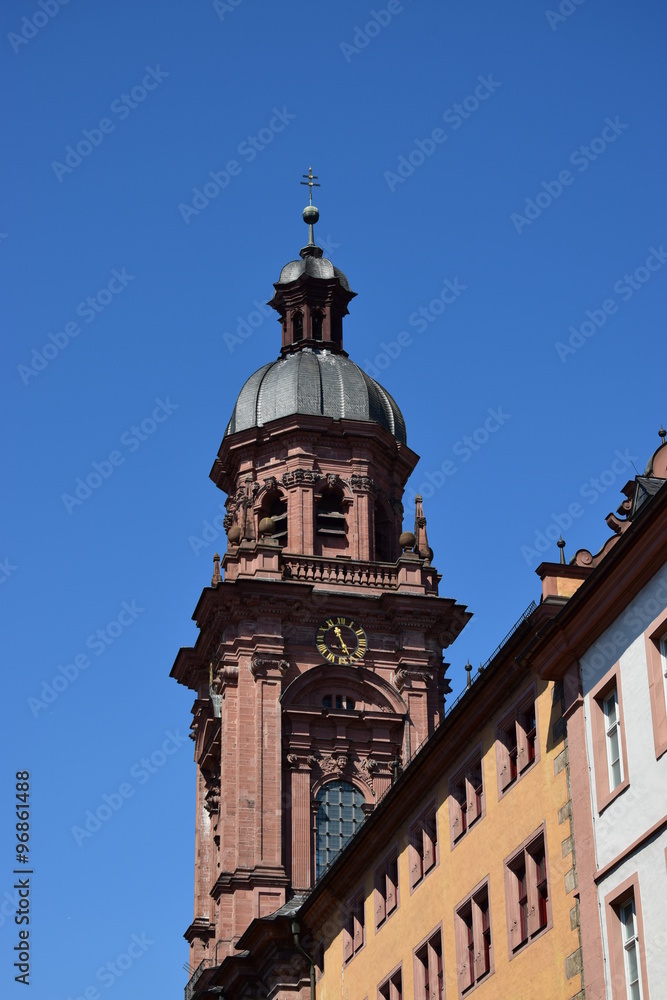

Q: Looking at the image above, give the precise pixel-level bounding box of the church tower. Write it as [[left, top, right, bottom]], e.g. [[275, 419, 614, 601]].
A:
[[171, 172, 470, 979]]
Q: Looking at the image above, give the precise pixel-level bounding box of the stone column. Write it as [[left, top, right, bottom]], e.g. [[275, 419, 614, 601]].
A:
[[287, 755, 313, 891]]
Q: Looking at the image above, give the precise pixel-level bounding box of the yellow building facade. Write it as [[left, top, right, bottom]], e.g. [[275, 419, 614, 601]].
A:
[[299, 606, 584, 1000]]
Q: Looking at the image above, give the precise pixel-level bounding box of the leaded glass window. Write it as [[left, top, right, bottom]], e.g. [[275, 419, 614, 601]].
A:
[[315, 781, 365, 879]]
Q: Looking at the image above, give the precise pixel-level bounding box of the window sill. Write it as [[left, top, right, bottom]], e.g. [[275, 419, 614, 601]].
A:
[[498, 757, 538, 800], [375, 905, 398, 934], [461, 969, 494, 998], [409, 861, 438, 895], [597, 775, 630, 816], [508, 921, 552, 961]]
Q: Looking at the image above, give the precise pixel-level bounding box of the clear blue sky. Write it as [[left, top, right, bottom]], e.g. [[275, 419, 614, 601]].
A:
[[1, 1, 665, 996]]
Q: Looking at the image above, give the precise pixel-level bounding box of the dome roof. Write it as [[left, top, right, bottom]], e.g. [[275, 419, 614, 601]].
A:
[[277, 255, 351, 291], [225, 347, 406, 443]]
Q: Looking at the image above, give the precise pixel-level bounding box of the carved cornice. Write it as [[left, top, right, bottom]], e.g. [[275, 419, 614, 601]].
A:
[[250, 654, 289, 679], [350, 474, 376, 493], [285, 753, 316, 772], [394, 666, 433, 690], [214, 662, 239, 687], [282, 468, 320, 488], [203, 769, 221, 815]]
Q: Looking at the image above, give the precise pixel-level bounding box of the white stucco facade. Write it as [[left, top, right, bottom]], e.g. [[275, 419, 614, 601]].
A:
[[579, 562, 667, 996]]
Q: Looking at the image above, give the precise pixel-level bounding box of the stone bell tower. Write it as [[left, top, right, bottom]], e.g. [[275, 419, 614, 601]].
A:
[[171, 171, 471, 983]]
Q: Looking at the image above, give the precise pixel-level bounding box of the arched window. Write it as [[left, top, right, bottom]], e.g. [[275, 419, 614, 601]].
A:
[[260, 492, 288, 545], [316, 488, 346, 537], [293, 310, 303, 342], [315, 781, 365, 880], [311, 309, 323, 341], [374, 501, 394, 562]]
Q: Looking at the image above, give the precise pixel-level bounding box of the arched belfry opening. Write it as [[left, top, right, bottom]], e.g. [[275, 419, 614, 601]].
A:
[[258, 486, 288, 546], [292, 309, 303, 343], [315, 483, 348, 555], [311, 308, 323, 341], [374, 498, 396, 562]]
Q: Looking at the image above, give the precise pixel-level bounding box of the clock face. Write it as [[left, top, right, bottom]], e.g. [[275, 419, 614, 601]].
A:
[[316, 617, 367, 665]]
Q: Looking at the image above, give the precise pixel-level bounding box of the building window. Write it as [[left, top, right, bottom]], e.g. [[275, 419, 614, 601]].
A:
[[374, 501, 394, 562], [314, 781, 365, 880], [644, 606, 667, 759], [259, 492, 288, 545], [496, 687, 539, 796], [409, 803, 438, 891], [414, 928, 444, 1000], [504, 825, 551, 957], [378, 966, 402, 1000], [604, 876, 649, 1000], [455, 880, 493, 995], [374, 850, 399, 930], [449, 747, 484, 845], [620, 900, 641, 999], [343, 888, 365, 964], [322, 694, 356, 711], [292, 310, 303, 342], [590, 664, 629, 813], [603, 687, 623, 789], [315, 488, 347, 537], [311, 308, 323, 340]]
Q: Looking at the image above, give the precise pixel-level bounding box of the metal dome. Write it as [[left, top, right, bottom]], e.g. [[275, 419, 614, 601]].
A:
[[225, 347, 407, 443], [276, 255, 351, 291]]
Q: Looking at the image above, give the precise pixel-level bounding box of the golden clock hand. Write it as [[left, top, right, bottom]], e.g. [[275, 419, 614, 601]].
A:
[[333, 627, 350, 654]]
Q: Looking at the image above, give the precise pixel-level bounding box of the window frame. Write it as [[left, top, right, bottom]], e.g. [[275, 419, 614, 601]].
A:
[[378, 963, 403, 1000], [342, 886, 365, 965], [495, 685, 540, 799], [408, 800, 439, 893], [503, 822, 552, 958], [454, 876, 494, 997], [413, 924, 445, 1000], [604, 874, 649, 1000], [374, 846, 400, 931], [589, 663, 630, 814], [644, 605, 667, 760], [314, 780, 366, 880], [449, 744, 485, 848]]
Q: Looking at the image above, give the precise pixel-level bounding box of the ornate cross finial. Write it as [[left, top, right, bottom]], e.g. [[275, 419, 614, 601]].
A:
[[300, 167, 321, 253], [300, 166, 320, 204]]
